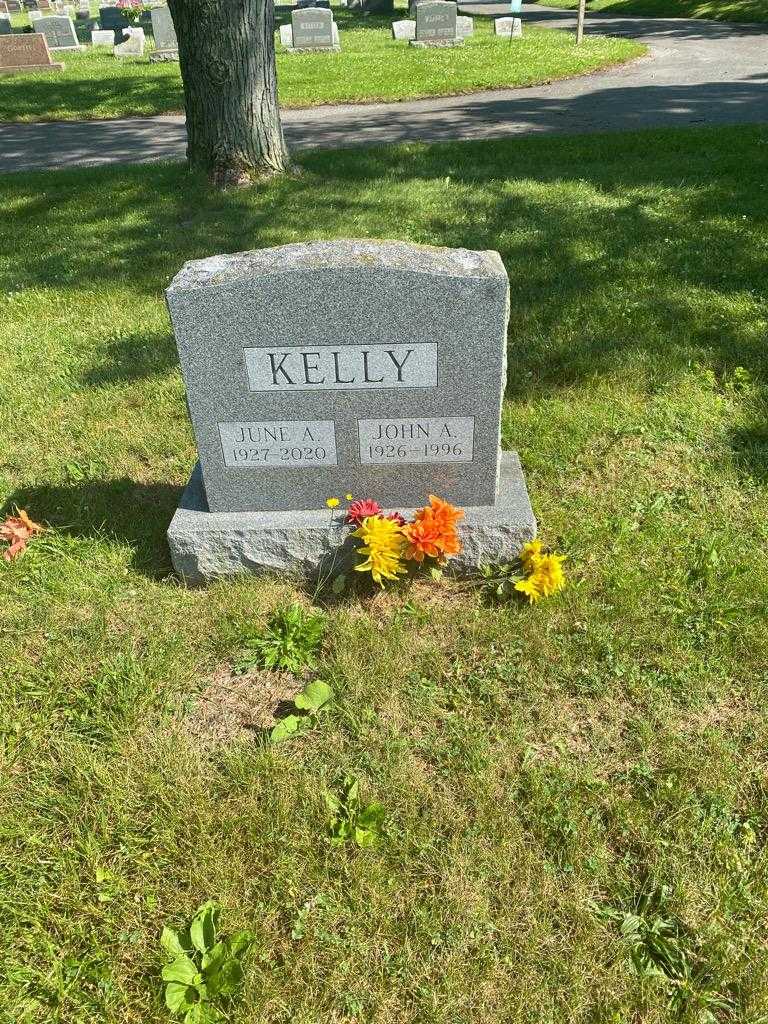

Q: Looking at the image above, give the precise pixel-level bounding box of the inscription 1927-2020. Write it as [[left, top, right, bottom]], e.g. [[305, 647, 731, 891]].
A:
[[218, 420, 337, 468]]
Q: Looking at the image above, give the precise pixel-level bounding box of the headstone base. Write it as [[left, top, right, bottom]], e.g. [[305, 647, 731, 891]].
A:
[[168, 451, 536, 585], [409, 37, 463, 47], [0, 61, 64, 73], [285, 44, 340, 52], [149, 47, 178, 61]]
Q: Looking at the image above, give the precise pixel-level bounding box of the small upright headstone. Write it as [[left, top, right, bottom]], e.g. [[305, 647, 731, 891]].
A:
[[391, 18, 415, 40], [456, 14, 473, 37], [286, 7, 339, 51], [494, 16, 522, 37], [0, 32, 64, 72], [165, 240, 536, 583], [412, 0, 460, 47], [113, 23, 143, 55], [34, 14, 81, 49], [149, 4, 177, 61], [91, 26, 113, 44], [0, 14, 10, 33]]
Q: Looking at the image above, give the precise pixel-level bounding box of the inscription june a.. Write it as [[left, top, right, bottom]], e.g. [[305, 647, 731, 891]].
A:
[[219, 420, 337, 468], [244, 342, 438, 392]]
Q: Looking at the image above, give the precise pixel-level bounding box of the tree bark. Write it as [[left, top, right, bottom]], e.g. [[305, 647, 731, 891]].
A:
[[168, 0, 289, 186]]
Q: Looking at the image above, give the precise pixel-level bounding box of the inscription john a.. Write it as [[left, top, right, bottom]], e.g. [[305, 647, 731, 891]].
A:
[[359, 416, 474, 465], [244, 342, 438, 392]]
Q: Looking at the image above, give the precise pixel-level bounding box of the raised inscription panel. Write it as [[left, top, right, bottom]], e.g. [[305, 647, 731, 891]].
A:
[[244, 343, 438, 392], [359, 417, 474, 465], [219, 420, 337, 468]]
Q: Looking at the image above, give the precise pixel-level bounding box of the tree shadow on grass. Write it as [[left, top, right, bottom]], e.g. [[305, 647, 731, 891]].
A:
[[3, 479, 181, 579], [82, 328, 177, 388]]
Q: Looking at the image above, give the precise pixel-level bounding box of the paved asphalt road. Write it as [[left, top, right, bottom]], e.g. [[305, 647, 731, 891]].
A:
[[1, 4, 766, 174]]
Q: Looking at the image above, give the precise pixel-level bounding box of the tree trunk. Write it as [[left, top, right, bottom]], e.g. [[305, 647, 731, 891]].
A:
[[168, 0, 289, 187]]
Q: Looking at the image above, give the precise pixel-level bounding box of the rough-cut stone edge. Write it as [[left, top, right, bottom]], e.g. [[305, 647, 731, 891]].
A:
[[167, 239, 506, 294], [409, 37, 463, 47], [285, 43, 340, 52], [167, 451, 536, 585], [0, 62, 64, 72], [149, 47, 178, 61]]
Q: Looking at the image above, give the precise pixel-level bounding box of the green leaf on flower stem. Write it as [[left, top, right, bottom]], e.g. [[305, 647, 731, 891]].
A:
[[165, 980, 197, 1013], [270, 714, 309, 744], [162, 954, 198, 986], [294, 680, 333, 712], [190, 901, 219, 954], [331, 572, 346, 595], [161, 926, 191, 960], [227, 930, 254, 960]]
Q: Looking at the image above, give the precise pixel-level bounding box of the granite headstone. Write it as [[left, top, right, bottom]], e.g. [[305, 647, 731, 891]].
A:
[[114, 24, 143, 55], [412, 0, 459, 47], [0, 31, 63, 71], [149, 3, 177, 60], [494, 16, 522, 36], [98, 4, 128, 41], [165, 240, 536, 582], [91, 26, 113, 44], [0, 14, 10, 33], [34, 14, 81, 48], [288, 6, 339, 50], [391, 18, 415, 40]]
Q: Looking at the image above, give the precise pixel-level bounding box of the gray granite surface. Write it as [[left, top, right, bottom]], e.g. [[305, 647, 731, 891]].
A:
[[166, 240, 509, 514], [168, 452, 536, 584]]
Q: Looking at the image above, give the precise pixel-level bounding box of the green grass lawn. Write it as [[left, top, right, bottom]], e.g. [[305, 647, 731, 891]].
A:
[[2, 124, 768, 1022], [536, 0, 768, 21], [0, 9, 644, 123]]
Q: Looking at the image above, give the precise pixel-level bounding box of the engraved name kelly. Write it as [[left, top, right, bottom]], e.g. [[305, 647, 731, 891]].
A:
[[244, 342, 438, 392]]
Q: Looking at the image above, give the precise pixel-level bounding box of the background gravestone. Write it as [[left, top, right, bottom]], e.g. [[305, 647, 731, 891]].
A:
[[34, 14, 81, 49], [165, 240, 535, 581], [149, 4, 177, 60], [0, 32, 63, 72], [0, 15, 10, 34], [114, 24, 143, 55], [98, 4, 129, 42], [413, 0, 459, 46], [289, 7, 339, 50]]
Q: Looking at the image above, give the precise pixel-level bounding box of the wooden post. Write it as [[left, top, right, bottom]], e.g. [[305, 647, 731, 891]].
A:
[[576, 0, 586, 43]]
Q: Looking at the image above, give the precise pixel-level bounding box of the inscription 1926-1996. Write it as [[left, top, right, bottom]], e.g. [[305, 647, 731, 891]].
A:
[[244, 342, 438, 392], [359, 416, 474, 465]]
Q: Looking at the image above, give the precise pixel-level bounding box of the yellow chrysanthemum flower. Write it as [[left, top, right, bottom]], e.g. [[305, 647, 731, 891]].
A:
[[345, 493, 353, 501], [520, 539, 544, 572], [534, 552, 567, 597], [352, 515, 407, 586], [326, 497, 340, 508], [514, 575, 542, 604]]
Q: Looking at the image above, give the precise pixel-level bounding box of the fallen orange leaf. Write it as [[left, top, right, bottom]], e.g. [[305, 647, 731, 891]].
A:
[[0, 509, 44, 562]]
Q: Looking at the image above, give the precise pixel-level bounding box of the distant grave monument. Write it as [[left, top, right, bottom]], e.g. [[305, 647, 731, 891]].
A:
[[0, 31, 64, 72], [0, 14, 10, 33], [495, 16, 522, 36], [34, 14, 81, 49], [149, 4, 177, 61], [91, 26, 113, 44], [165, 240, 535, 583], [412, 0, 460, 46], [282, 6, 339, 51], [114, 23, 143, 55], [98, 4, 128, 41]]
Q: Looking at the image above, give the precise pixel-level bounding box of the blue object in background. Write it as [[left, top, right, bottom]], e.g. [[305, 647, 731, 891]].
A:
[[510, 0, 523, 10]]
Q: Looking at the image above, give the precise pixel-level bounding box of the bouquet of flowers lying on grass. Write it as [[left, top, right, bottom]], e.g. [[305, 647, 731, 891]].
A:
[[325, 494, 464, 586]]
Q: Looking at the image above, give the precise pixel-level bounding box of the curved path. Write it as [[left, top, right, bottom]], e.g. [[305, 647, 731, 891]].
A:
[[1, 4, 767, 174]]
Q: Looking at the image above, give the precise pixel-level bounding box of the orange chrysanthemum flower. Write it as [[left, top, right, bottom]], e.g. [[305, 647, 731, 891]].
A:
[[403, 495, 463, 563]]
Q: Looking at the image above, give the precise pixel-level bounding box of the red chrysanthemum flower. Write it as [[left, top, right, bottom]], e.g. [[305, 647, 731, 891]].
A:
[[385, 511, 406, 527], [346, 498, 382, 526]]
